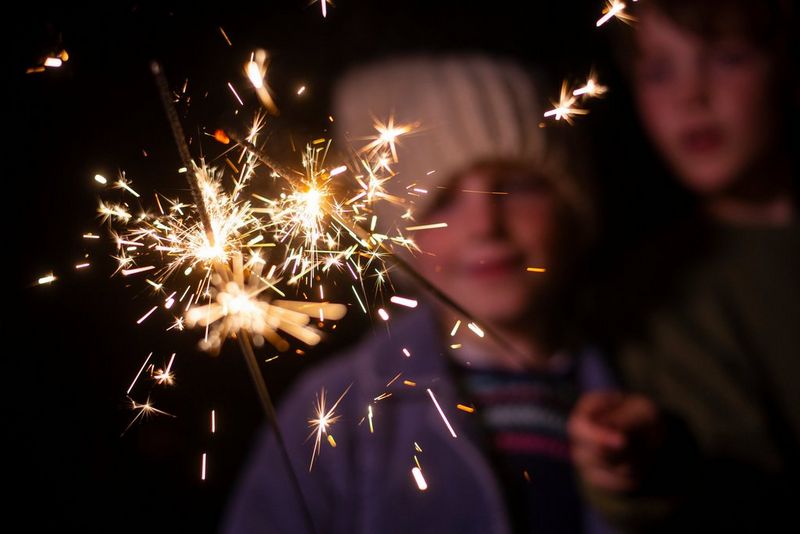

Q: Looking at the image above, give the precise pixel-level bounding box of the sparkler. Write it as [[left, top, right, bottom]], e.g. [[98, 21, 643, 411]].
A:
[[97, 43, 572, 528], [226, 129, 531, 365], [184, 251, 346, 353], [150, 62, 323, 534]]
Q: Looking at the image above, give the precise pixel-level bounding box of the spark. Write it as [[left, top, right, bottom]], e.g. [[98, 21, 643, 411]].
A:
[[404, 222, 447, 231], [167, 317, 185, 331], [307, 385, 351, 470], [402, 348, 411, 357], [246, 49, 278, 114], [83, 233, 100, 239], [219, 26, 232, 46], [457, 404, 475, 413], [377, 308, 389, 321], [106, 163, 265, 300], [246, 60, 263, 89], [403, 380, 416, 387], [44, 57, 62, 68], [351, 286, 367, 314], [153, 352, 176, 385], [411, 467, 428, 491], [98, 201, 132, 224], [122, 265, 156, 276], [329, 165, 347, 177], [185, 252, 346, 353], [94, 174, 108, 185], [215, 130, 231, 144], [526, 267, 547, 273], [450, 320, 461, 336], [544, 82, 589, 124], [572, 72, 608, 98], [136, 306, 158, 324], [201, 453, 207, 480], [211, 409, 216, 433], [460, 189, 508, 195], [467, 322, 485, 338], [362, 115, 417, 163], [367, 405, 374, 433], [127, 352, 153, 395], [297, 85, 306, 96], [115, 173, 140, 197], [314, 0, 331, 17], [123, 396, 174, 435], [37, 274, 56, 285], [427, 388, 457, 438], [75, 262, 90, 269], [385, 372, 402, 387], [227, 82, 244, 106], [596, 1, 635, 27]]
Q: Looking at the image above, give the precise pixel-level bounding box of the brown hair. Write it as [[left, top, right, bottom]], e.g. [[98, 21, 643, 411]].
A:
[[613, 0, 795, 80]]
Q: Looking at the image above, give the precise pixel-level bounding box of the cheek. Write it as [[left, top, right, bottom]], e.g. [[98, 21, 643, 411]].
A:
[[414, 232, 454, 275], [635, 85, 679, 147], [715, 71, 774, 144], [508, 200, 558, 257]]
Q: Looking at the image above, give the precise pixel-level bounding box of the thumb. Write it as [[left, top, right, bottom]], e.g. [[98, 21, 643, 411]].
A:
[[569, 391, 626, 448]]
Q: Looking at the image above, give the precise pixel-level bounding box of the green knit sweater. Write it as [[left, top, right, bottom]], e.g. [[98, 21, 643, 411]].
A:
[[592, 219, 800, 532]]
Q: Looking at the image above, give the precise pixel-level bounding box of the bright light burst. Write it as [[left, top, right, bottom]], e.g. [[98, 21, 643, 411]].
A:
[[307, 385, 351, 470], [362, 115, 418, 164], [573, 70, 608, 98], [123, 395, 175, 435], [544, 81, 590, 124], [103, 152, 265, 306], [596, 0, 636, 28], [184, 251, 346, 353]]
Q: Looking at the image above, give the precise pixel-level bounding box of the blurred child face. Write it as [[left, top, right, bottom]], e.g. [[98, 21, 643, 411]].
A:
[[413, 163, 558, 325], [632, 7, 776, 196]]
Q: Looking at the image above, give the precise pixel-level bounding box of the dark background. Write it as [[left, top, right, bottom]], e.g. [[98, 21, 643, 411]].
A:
[[11, 1, 681, 531]]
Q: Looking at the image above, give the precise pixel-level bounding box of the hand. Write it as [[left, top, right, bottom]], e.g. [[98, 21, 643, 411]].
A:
[[568, 391, 664, 493]]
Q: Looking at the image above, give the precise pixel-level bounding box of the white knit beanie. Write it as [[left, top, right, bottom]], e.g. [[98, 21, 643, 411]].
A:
[[332, 55, 549, 222]]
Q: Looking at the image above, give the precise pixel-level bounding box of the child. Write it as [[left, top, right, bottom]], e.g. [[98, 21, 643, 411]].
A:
[[224, 55, 615, 534], [569, 0, 798, 530]]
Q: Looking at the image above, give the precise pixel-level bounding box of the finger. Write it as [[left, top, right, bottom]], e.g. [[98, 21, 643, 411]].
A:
[[574, 391, 625, 419], [569, 411, 626, 449]]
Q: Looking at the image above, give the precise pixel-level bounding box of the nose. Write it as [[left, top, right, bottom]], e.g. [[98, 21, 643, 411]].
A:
[[680, 56, 711, 109], [462, 188, 504, 239]]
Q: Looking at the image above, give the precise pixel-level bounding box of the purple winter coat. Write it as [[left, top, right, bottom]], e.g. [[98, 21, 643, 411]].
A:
[[223, 306, 616, 534]]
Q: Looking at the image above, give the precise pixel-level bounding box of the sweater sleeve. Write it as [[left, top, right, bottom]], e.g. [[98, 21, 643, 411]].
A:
[[221, 359, 359, 534]]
